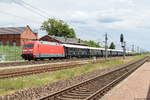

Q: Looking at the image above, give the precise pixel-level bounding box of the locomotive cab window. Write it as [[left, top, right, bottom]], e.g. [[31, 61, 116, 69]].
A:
[[23, 44, 34, 48]]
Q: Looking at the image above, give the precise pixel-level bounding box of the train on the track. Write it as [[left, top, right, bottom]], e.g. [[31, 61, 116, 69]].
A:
[[21, 41, 136, 61]]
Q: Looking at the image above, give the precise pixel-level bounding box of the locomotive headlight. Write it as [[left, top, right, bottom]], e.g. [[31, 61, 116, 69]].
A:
[[28, 49, 33, 51], [23, 50, 27, 52], [23, 49, 33, 52], [23, 49, 33, 51]]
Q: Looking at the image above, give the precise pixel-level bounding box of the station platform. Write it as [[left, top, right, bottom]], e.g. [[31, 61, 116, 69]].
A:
[[101, 62, 150, 100]]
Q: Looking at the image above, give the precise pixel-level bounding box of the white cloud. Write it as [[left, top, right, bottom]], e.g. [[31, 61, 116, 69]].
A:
[[0, 0, 149, 51]]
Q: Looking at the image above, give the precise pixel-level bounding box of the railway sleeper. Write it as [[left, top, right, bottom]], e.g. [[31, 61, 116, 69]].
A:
[[76, 87, 89, 90], [56, 96, 83, 100], [64, 92, 89, 96], [66, 92, 91, 96], [72, 89, 91, 93], [74, 88, 90, 92], [62, 93, 89, 98], [69, 91, 93, 95], [59, 94, 87, 99]]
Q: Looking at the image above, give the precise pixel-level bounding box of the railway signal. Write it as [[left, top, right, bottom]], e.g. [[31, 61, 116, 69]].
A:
[[120, 34, 126, 59], [120, 34, 124, 42]]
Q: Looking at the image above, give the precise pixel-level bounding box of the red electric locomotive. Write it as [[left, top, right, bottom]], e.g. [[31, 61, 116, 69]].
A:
[[22, 41, 65, 61], [22, 41, 135, 61]]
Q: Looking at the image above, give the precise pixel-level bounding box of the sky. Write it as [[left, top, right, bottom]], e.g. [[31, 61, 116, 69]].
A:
[[0, 0, 149, 52]]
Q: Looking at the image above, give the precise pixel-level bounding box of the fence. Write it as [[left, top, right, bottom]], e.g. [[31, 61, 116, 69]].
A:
[[0, 46, 23, 61]]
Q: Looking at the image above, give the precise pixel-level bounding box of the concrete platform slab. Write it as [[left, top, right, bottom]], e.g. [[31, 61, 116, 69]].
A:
[[101, 62, 150, 100]]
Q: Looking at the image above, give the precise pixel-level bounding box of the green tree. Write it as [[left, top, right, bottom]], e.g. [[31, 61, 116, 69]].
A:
[[41, 18, 76, 38], [109, 42, 115, 49], [81, 40, 102, 48]]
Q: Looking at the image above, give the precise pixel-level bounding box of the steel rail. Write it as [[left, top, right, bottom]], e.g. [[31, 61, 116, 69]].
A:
[[38, 56, 149, 100]]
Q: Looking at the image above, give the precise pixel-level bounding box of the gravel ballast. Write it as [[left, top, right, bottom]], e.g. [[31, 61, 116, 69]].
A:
[[0, 58, 141, 100]]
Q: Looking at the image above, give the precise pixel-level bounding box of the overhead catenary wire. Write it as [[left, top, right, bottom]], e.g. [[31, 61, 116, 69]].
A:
[[107, 34, 132, 51], [17, 1, 78, 32], [107, 34, 144, 53], [0, 0, 55, 29], [19, 0, 51, 17], [0, 10, 41, 23], [106, 34, 121, 49], [13, 0, 49, 19], [0, 23, 16, 27], [14, 0, 75, 24]]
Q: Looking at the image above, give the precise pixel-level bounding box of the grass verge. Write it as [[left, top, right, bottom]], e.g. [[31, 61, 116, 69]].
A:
[[0, 54, 148, 96]]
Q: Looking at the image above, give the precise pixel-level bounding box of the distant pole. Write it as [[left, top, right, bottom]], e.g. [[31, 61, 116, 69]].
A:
[[137, 46, 140, 54], [132, 44, 134, 52], [105, 33, 108, 60], [140, 48, 142, 54], [123, 41, 126, 59]]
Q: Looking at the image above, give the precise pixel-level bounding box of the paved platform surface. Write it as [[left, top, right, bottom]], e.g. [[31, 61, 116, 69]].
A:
[[101, 62, 150, 100]]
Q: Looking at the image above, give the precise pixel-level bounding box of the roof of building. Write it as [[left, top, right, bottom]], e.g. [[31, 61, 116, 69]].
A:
[[0, 27, 27, 35], [50, 35, 79, 43], [43, 35, 86, 45]]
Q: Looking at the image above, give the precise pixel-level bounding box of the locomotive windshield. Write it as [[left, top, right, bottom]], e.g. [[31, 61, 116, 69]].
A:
[[23, 44, 34, 48]]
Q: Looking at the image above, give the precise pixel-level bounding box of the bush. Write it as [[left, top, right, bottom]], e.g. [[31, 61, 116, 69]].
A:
[[0, 46, 23, 61]]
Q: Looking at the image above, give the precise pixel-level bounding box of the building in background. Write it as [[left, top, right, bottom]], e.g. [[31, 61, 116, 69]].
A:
[[0, 25, 38, 46], [40, 35, 86, 46]]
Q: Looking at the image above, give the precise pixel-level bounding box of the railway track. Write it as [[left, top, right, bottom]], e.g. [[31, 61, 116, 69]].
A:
[[39, 56, 149, 100], [0, 57, 122, 79], [0, 57, 121, 67], [0, 59, 83, 67], [0, 62, 88, 79]]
